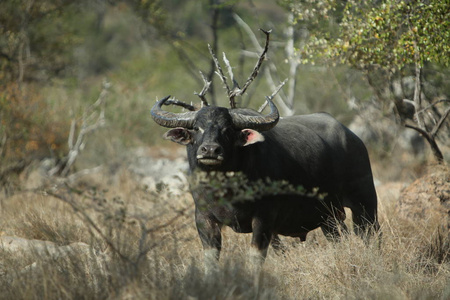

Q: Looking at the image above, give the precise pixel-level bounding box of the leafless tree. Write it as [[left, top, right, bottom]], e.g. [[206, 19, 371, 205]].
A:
[[164, 29, 287, 113], [49, 80, 110, 177]]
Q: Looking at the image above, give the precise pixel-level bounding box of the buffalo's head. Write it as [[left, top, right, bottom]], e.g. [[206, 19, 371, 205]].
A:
[[151, 96, 279, 170]]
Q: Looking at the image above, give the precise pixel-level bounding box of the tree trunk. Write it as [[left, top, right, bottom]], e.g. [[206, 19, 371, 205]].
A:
[[405, 124, 444, 163]]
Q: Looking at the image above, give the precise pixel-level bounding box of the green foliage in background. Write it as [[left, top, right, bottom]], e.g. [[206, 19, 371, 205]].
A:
[[0, 0, 84, 82], [285, 0, 449, 69], [333, 0, 449, 69]]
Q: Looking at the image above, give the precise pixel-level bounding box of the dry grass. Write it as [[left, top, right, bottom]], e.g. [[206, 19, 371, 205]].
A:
[[0, 165, 449, 300]]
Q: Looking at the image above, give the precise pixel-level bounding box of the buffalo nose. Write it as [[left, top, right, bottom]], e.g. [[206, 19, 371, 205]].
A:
[[199, 143, 223, 157]]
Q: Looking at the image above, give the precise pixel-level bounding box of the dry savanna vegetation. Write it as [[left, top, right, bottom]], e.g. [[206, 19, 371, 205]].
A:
[[0, 159, 448, 299], [1, 1, 449, 299]]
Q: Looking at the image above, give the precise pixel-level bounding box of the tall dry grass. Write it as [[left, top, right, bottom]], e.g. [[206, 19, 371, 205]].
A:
[[0, 166, 448, 300]]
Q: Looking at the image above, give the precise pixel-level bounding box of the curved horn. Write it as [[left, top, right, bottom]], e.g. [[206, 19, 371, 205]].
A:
[[230, 97, 279, 131], [151, 96, 197, 128]]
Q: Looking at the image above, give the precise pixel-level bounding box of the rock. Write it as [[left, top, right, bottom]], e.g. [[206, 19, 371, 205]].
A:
[[0, 235, 110, 286], [376, 182, 408, 204], [397, 167, 449, 227], [1, 236, 58, 255], [0, 235, 93, 259], [128, 147, 189, 194]]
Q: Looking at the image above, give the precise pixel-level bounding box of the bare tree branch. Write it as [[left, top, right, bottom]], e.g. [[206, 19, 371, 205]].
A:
[[194, 71, 211, 107], [66, 166, 104, 184], [404, 123, 444, 163], [208, 43, 232, 99], [417, 98, 449, 114], [285, 11, 300, 111], [412, 40, 425, 129], [223, 53, 235, 85], [209, 28, 271, 109], [234, 13, 294, 116], [258, 79, 288, 113], [207, 0, 221, 105], [431, 107, 450, 138], [223, 52, 241, 93], [49, 80, 110, 177], [45, 188, 132, 263], [232, 29, 271, 100], [68, 120, 76, 150]]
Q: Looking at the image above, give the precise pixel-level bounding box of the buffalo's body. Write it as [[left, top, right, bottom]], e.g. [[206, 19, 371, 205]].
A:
[[151, 98, 379, 267], [191, 110, 377, 236]]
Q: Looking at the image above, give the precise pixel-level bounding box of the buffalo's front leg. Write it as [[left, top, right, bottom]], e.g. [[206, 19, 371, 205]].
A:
[[195, 208, 222, 275], [250, 214, 272, 273]]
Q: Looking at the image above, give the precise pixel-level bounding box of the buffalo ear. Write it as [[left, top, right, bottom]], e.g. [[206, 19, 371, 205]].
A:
[[237, 129, 265, 147], [163, 128, 193, 145]]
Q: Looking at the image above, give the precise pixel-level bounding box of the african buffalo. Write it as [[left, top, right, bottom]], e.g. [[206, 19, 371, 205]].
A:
[[151, 95, 379, 270]]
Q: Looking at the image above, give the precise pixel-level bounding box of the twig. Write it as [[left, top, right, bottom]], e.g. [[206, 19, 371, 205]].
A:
[[66, 166, 104, 183], [258, 79, 288, 113], [431, 107, 450, 138], [285, 11, 300, 111], [234, 13, 294, 116], [404, 123, 444, 163], [213, 28, 271, 109], [46, 189, 132, 263], [208, 44, 231, 98], [412, 40, 424, 129], [194, 71, 211, 107], [222, 52, 241, 108], [417, 98, 449, 114], [223, 52, 240, 93], [49, 80, 110, 177], [223, 53, 235, 86], [144, 209, 187, 234], [233, 29, 271, 99], [68, 120, 76, 150]]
